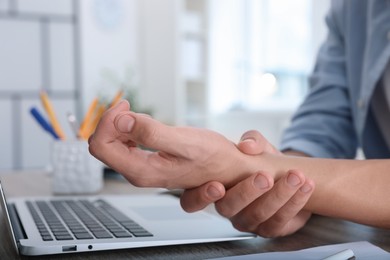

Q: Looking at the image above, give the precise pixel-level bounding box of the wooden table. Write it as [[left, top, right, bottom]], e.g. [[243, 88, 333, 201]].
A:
[[1, 171, 389, 259]]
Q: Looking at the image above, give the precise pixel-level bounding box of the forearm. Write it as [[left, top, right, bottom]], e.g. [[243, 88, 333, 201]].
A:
[[283, 150, 311, 157], [255, 153, 390, 227]]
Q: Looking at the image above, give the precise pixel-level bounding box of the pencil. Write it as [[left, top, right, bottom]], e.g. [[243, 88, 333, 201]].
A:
[[89, 103, 107, 133], [109, 90, 123, 108], [78, 98, 98, 139], [39, 91, 66, 140], [82, 102, 106, 139]]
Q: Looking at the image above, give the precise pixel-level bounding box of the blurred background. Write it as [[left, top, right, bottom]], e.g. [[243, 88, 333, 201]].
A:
[[0, 0, 329, 170]]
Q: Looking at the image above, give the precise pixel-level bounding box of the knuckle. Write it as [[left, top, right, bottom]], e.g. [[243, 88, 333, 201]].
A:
[[180, 197, 193, 213], [138, 124, 159, 146], [232, 192, 256, 212], [251, 208, 268, 224], [180, 191, 208, 213], [127, 177, 146, 187], [256, 222, 288, 238], [231, 219, 250, 233], [289, 196, 304, 208], [255, 217, 297, 238], [88, 142, 96, 156], [256, 226, 278, 238], [126, 173, 165, 188], [88, 139, 102, 158], [237, 187, 253, 203], [269, 214, 287, 227], [215, 202, 234, 218], [274, 188, 290, 203]]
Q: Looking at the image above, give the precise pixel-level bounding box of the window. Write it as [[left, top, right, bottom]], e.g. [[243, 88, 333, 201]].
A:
[[208, 0, 329, 113]]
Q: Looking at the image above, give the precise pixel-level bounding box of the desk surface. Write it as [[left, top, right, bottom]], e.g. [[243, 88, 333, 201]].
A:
[[1, 171, 389, 260]]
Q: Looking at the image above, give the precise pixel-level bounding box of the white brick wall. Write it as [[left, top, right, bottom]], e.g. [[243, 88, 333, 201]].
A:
[[0, 0, 78, 170], [0, 0, 139, 170]]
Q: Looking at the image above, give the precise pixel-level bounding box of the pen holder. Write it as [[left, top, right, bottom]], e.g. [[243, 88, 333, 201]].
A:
[[51, 140, 103, 194]]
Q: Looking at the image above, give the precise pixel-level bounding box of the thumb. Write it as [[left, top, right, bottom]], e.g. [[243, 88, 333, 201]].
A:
[[180, 182, 225, 213], [238, 130, 280, 155], [115, 113, 135, 133], [92, 99, 130, 140]]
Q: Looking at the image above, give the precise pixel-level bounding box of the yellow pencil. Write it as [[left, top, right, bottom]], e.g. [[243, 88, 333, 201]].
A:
[[83, 102, 107, 139], [78, 98, 98, 139], [39, 91, 66, 140], [109, 90, 123, 108]]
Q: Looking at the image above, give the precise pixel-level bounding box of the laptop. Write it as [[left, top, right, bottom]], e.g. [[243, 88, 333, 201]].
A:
[[0, 180, 256, 256]]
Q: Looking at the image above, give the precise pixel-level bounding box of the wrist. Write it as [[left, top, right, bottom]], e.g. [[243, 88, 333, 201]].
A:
[[282, 149, 311, 157], [239, 152, 284, 181]]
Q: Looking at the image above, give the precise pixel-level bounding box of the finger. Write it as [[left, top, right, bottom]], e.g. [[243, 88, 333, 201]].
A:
[[238, 130, 280, 155], [91, 100, 130, 143], [231, 169, 305, 232], [180, 182, 225, 213], [89, 100, 131, 160], [114, 112, 225, 158], [255, 178, 315, 237], [88, 134, 94, 145], [215, 172, 274, 218], [137, 113, 152, 118], [89, 101, 171, 187]]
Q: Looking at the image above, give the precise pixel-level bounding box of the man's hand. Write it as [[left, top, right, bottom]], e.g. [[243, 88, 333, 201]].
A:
[[89, 100, 266, 189], [180, 130, 315, 237]]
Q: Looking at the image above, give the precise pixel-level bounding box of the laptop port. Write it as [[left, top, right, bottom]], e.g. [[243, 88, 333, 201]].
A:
[[62, 245, 77, 252]]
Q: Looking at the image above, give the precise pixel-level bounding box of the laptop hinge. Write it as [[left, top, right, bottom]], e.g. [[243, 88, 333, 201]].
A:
[[7, 203, 28, 241]]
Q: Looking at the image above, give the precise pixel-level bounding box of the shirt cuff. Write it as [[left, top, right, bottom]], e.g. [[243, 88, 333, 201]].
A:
[[279, 139, 335, 158]]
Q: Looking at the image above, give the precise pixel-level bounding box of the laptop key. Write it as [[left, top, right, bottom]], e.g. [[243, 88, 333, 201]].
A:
[[70, 228, 89, 234], [108, 227, 126, 232], [53, 231, 71, 236], [74, 233, 93, 239], [55, 235, 74, 240], [133, 232, 153, 237], [40, 231, 51, 236], [92, 231, 113, 239], [112, 231, 132, 238], [29, 199, 155, 242], [95, 200, 154, 237], [42, 235, 54, 241]]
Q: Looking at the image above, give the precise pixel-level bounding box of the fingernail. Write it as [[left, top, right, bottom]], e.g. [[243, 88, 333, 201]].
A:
[[240, 137, 256, 144], [117, 115, 135, 133], [300, 183, 312, 193], [254, 174, 269, 189], [116, 99, 128, 108], [207, 186, 222, 199], [287, 172, 301, 186]]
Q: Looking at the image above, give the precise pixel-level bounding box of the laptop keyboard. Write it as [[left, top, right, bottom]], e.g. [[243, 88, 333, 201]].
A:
[[26, 199, 153, 241]]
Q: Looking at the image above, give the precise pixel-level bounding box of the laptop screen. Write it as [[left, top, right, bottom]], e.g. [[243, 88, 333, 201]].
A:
[[0, 181, 19, 253]]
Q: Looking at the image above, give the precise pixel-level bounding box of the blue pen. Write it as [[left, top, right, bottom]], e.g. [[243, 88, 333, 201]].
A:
[[30, 107, 60, 139]]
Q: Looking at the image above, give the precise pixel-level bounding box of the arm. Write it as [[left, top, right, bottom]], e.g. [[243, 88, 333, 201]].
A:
[[89, 102, 390, 229], [89, 103, 311, 236], [89, 101, 269, 189], [181, 131, 315, 237], [281, 0, 358, 159], [181, 0, 358, 236], [178, 130, 390, 230], [257, 153, 390, 228], [89, 100, 390, 231]]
